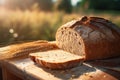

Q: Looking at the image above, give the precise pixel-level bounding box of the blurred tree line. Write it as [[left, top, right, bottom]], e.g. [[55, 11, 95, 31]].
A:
[[81, 0, 120, 11], [55, 0, 72, 13], [1, 0, 120, 12], [0, 0, 120, 46]]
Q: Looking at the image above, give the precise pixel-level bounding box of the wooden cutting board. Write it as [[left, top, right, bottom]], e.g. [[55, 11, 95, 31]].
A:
[[1, 56, 120, 80], [0, 44, 120, 80]]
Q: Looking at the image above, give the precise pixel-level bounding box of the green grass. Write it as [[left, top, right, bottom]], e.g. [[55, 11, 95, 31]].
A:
[[0, 9, 120, 46]]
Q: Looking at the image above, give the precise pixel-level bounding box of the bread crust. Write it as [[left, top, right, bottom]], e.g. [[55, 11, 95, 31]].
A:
[[56, 16, 120, 60]]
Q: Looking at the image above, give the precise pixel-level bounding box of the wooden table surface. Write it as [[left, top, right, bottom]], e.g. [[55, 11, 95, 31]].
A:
[[0, 46, 120, 80]]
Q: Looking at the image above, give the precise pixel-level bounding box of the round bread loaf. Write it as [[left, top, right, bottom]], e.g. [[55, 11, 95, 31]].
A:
[[56, 16, 120, 60]]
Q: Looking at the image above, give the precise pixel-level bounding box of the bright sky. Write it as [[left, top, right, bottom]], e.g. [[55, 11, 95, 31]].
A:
[[71, 0, 81, 6], [52, 0, 81, 6], [0, 0, 5, 5]]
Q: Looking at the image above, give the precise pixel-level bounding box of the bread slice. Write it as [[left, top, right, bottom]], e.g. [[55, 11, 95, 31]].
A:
[[29, 50, 84, 69], [56, 16, 120, 60]]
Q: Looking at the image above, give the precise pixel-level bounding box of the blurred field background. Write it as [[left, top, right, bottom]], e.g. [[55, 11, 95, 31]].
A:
[[0, 0, 120, 46]]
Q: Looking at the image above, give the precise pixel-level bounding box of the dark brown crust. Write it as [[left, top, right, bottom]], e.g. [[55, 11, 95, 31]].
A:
[[29, 55, 36, 63], [30, 54, 84, 69], [82, 17, 120, 60], [61, 16, 120, 38], [90, 17, 120, 36], [56, 16, 120, 60]]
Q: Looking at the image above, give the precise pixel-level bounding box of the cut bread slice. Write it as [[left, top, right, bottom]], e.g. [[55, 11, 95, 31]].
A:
[[29, 50, 84, 69]]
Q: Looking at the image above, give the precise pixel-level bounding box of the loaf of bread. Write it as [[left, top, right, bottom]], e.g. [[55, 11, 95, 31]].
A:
[[56, 16, 120, 60], [0, 40, 58, 60], [29, 50, 83, 69]]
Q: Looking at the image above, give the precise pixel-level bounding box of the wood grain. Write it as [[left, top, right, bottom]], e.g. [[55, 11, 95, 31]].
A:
[[0, 43, 120, 80], [1, 57, 120, 80]]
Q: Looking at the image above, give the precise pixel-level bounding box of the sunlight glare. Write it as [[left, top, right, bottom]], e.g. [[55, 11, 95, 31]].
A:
[[9, 29, 14, 33], [0, 0, 5, 5], [71, 0, 81, 6], [13, 33, 18, 38]]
